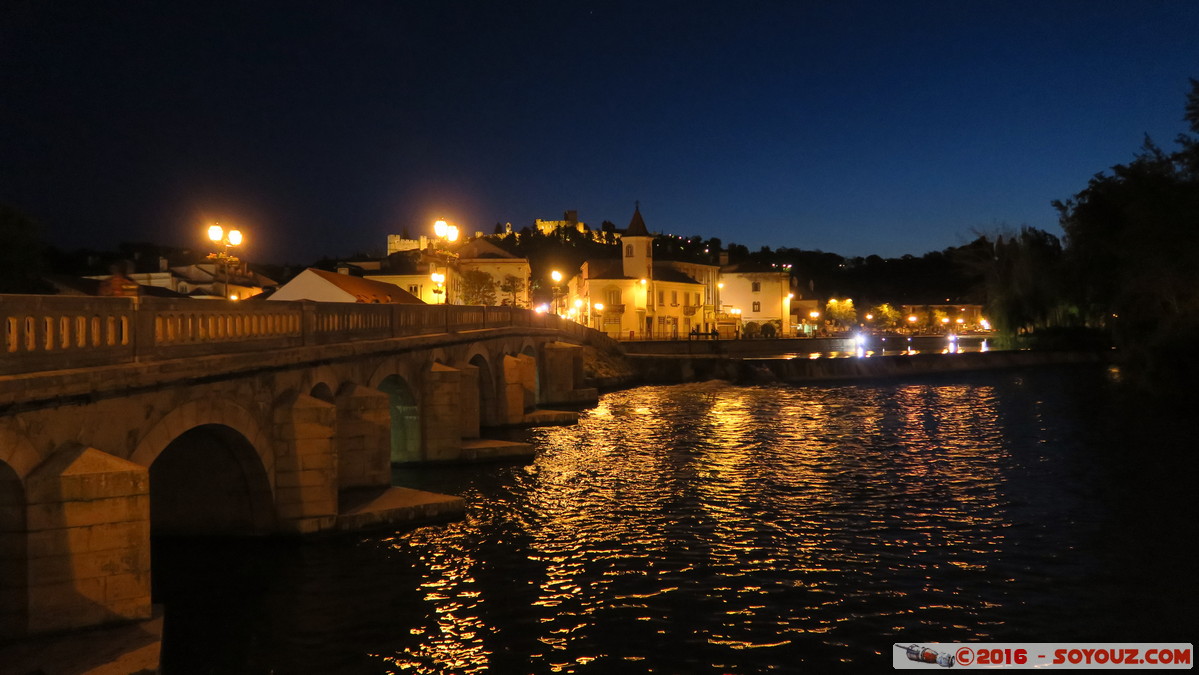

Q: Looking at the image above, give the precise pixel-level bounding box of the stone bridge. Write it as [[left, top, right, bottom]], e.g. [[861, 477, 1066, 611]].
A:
[[0, 295, 609, 641]]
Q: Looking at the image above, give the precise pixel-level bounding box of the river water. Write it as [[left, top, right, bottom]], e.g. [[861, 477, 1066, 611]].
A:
[[155, 365, 1196, 673]]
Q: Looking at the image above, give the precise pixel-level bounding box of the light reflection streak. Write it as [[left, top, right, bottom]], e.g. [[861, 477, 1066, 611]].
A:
[[380, 374, 1074, 671]]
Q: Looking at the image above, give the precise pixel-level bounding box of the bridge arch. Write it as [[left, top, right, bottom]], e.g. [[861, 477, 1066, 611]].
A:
[[520, 343, 540, 403], [367, 354, 421, 391], [0, 458, 26, 640], [132, 398, 273, 482], [302, 364, 342, 403], [148, 423, 275, 535], [310, 381, 335, 403], [378, 374, 421, 463], [428, 347, 453, 368], [468, 352, 499, 428], [0, 425, 42, 480]]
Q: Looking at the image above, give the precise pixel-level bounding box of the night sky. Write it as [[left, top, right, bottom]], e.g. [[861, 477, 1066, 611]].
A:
[[3, 1, 1198, 264]]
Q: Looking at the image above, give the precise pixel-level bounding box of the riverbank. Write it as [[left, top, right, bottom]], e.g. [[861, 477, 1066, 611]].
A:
[[582, 338, 1108, 389], [629, 348, 1106, 385]]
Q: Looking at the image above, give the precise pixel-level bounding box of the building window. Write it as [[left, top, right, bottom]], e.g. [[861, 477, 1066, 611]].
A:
[[751, 281, 761, 292], [409, 285, 419, 295], [657, 290, 665, 306], [670, 290, 677, 306], [753, 301, 761, 312], [645, 242, 651, 257], [606, 289, 621, 305], [625, 244, 633, 257]]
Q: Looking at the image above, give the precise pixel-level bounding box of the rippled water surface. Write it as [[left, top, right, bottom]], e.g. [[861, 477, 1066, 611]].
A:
[[157, 366, 1196, 673]]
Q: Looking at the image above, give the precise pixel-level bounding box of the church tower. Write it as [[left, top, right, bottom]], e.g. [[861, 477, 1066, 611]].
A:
[[621, 203, 653, 281]]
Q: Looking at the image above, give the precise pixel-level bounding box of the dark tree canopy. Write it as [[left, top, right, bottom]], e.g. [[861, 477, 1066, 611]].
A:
[[0, 204, 55, 294], [1053, 78, 1199, 392], [460, 269, 497, 305]]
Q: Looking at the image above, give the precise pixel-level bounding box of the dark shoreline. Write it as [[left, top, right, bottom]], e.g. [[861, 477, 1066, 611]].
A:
[[626, 348, 1108, 385], [584, 335, 1110, 390]]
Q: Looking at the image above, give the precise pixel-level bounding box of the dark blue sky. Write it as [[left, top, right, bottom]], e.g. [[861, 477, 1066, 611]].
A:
[[3, 1, 1198, 264]]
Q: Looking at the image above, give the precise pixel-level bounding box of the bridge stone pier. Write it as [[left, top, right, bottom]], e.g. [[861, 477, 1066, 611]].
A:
[[0, 296, 610, 642]]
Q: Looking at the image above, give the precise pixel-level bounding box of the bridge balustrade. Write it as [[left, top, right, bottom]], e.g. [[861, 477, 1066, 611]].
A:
[[1, 295, 610, 376], [311, 302, 394, 344], [1, 296, 138, 374]]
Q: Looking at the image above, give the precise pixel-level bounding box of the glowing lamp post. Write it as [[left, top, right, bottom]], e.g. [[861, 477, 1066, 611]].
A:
[[431, 219, 459, 304], [551, 270, 564, 315], [206, 224, 243, 300], [430, 272, 446, 304], [785, 292, 795, 336], [433, 219, 459, 243]]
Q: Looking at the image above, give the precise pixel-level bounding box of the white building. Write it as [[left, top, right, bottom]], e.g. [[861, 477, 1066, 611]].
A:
[[86, 262, 277, 300], [718, 262, 796, 336], [367, 233, 531, 306], [267, 268, 423, 304], [573, 206, 709, 339], [453, 238, 532, 307], [566, 206, 801, 339]]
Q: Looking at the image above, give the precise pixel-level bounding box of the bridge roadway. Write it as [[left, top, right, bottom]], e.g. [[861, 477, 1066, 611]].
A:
[[0, 295, 609, 642]]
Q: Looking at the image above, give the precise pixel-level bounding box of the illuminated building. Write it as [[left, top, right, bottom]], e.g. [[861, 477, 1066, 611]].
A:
[[575, 205, 707, 339]]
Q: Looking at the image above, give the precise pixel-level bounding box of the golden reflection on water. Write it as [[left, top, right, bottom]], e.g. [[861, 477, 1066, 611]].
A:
[[382, 525, 493, 672], [384, 378, 1055, 672]]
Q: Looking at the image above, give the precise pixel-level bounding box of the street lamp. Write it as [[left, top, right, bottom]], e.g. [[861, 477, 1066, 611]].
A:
[[206, 224, 243, 300], [431, 219, 459, 304], [551, 270, 563, 315], [431, 272, 446, 304], [433, 219, 459, 243]]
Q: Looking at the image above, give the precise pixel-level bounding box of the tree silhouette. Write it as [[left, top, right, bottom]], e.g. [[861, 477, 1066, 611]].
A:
[[1054, 78, 1199, 392], [499, 274, 525, 307], [461, 270, 497, 305], [0, 205, 54, 294], [957, 227, 1071, 337]]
